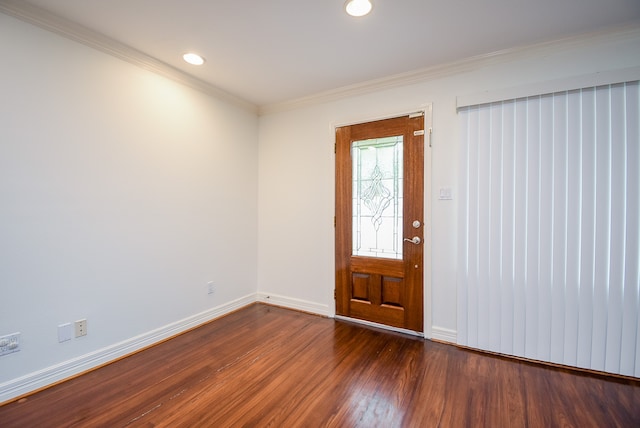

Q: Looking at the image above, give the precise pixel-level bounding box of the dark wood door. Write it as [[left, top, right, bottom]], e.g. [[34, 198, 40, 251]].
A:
[[335, 114, 424, 332]]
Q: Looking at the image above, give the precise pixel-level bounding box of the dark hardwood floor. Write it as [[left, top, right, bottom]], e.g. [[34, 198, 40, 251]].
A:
[[1, 303, 639, 427]]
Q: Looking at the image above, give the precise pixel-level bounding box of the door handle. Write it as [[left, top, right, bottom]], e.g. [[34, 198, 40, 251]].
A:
[[403, 236, 421, 245]]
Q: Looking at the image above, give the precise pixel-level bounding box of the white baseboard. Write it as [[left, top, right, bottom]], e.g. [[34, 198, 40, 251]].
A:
[[1, 292, 443, 404], [0, 293, 257, 404], [256, 292, 330, 317], [431, 326, 457, 344]]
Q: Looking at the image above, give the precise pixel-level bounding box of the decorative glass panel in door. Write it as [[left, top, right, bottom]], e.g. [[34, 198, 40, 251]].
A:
[[351, 136, 403, 259]]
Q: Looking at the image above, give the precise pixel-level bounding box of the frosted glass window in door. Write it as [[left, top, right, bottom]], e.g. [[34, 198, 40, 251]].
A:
[[352, 136, 403, 259]]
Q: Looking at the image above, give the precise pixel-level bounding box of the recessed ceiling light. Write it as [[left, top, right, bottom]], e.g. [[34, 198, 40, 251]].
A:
[[183, 53, 205, 65], [345, 0, 372, 17]]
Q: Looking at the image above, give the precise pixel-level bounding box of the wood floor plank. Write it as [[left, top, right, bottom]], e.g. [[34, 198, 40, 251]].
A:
[[1, 303, 639, 427]]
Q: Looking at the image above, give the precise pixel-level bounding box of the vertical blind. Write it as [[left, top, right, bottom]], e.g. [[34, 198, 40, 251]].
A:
[[457, 81, 640, 377]]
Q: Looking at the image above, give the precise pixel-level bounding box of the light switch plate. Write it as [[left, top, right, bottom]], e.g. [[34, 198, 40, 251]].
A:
[[439, 187, 453, 200], [58, 323, 73, 343]]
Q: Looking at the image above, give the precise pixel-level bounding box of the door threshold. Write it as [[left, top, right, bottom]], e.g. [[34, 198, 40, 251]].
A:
[[334, 315, 424, 338]]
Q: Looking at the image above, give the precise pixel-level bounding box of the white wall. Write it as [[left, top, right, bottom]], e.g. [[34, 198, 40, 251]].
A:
[[257, 26, 640, 340], [1, 11, 639, 404], [0, 13, 258, 399]]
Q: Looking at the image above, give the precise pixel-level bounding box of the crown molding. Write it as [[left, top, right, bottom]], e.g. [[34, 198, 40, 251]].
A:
[[2, 0, 637, 117], [0, 0, 258, 114], [259, 21, 640, 116]]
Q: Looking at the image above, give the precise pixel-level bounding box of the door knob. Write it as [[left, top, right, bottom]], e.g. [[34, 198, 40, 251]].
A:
[[403, 236, 421, 245]]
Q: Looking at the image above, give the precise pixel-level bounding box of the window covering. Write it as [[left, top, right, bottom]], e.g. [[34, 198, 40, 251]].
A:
[[457, 81, 640, 376]]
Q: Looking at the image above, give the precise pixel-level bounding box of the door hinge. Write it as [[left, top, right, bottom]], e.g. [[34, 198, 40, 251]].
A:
[[334, 143, 336, 153], [334, 289, 337, 300], [334, 216, 336, 227]]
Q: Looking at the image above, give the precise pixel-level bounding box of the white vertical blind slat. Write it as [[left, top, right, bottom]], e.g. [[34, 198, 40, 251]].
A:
[[512, 98, 528, 358], [591, 85, 612, 372], [606, 83, 627, 373], [467, 107, 480, 349], [477, 106, 492, 350], [564, 89, 582, 366], [551, 92, 568, 365], [538, 94, 554, 362], [501, 100, 516, 356], [489, 103, 503, 352], [457, 80, 639, 377], [620, 81, 640, 377], [525, 96, 540, 360], [577, 87, 596, 370], [457, 108, 470, 346]]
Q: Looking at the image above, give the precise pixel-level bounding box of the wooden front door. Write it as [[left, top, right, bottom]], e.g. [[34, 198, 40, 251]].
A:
[[335, 114, 424, 332]]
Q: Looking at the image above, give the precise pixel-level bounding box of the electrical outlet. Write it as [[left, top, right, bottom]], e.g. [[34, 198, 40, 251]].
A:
[[75, 319, 87, 337], [58, 323, 73, 343], [207, 281, 215, 295], [0, 333, 21, 356]]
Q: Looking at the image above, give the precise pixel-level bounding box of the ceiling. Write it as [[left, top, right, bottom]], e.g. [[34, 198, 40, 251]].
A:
[[5, 0, 640, 108]]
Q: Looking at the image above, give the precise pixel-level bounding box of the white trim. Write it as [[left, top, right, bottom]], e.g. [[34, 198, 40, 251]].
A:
[[334, 315, 425, 338], [259, 23, 640, 115], [331, 106, 430, 130], [256, 292, 330, 317], [456, 66, 640, 108], [431, 326, 457, 344], [0, 291, 445, 404], [422, 103, 433, 340], [0, 293, 257, 404], [2, 0, 637, 116], [0, 0, 257, 113]]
